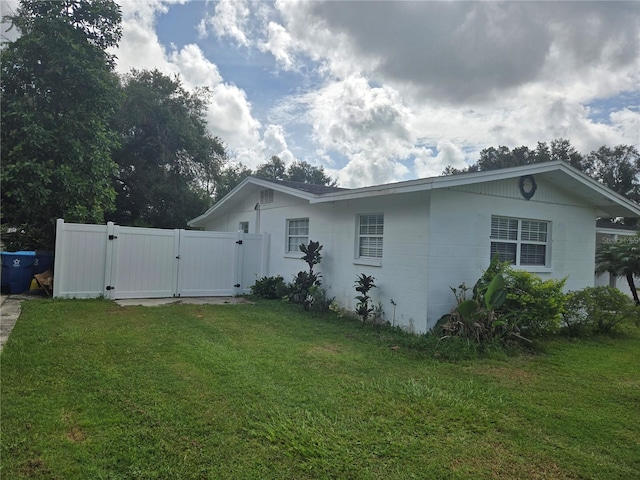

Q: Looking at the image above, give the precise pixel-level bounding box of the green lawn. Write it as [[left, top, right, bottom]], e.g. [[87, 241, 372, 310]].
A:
[[1, 299, 639, 479]]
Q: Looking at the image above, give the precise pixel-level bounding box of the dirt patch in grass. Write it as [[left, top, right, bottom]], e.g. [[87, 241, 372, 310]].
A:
[[20, 458, 51, 477], [66, 426, 86, 443]]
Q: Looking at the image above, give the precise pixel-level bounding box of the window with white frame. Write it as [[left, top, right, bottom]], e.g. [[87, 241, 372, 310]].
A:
[[239, 221, 249, 233], [490, 216, 549, 266], [358, 214, 384, 258], [286, 218, 309, 253]]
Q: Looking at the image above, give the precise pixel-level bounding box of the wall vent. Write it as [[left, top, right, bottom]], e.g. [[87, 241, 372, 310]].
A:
[[260, 189, 274, 204]]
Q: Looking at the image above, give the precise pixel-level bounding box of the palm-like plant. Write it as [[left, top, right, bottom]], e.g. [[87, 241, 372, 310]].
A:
[[595, 236, 640, 305]]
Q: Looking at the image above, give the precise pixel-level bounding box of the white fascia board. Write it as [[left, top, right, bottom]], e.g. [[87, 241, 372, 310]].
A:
[[248, 177, 317, 201], [188, 177, 251, 227], [311, 162, 563, 204], [596, 228, 638, 236], [188, 177, 317, 227], [311, 161, 640, 217], [551, 164, 640, 217]]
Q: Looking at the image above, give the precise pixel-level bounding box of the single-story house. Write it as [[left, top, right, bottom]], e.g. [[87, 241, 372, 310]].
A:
[[189, 161, 640, 333]]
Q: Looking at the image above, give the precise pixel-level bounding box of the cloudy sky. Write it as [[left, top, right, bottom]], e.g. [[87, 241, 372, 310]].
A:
[[3, 1, 639, 187]]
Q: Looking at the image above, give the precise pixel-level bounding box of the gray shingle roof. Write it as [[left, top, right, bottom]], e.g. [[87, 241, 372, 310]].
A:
[[256, 177, 348, 195]]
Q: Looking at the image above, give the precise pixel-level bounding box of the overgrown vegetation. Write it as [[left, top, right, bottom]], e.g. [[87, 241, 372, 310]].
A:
[[440, 254, 640, 350], [250, 275, 289, 299], [440, 255, 567, 347], [563, 286, 639, 336], [1, 299, 639, 479]]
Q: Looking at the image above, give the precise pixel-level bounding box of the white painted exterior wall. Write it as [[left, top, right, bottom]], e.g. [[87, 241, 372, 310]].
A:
[[200, 175, 602, 333], [426, 177, 597, 327]]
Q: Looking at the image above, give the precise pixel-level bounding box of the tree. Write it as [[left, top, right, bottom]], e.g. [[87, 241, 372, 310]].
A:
[[585, 145, 640, 204], [596, 236, 640, 305], [253, 156, 336, 186], [441, 139, 639, 206], [215, 162, 253, 201], [286, 161, 337, 186], [255, 156, 286, 181], [109, 69, 226, 228], [1, 0, 122, 249]]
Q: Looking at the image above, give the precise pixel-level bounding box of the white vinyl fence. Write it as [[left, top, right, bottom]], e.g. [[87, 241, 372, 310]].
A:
[[53, 219, 269, 299]]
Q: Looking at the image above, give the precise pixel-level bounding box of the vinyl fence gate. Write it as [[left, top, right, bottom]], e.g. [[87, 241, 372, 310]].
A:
[[53, 219, 269, 299]]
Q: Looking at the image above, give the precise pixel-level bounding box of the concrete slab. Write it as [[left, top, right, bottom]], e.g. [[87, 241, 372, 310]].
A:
[[114, 297, 253, 307], [1, 295, 23, 352]]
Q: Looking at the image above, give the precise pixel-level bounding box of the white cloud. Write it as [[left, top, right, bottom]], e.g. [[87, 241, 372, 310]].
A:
[[258, 22, 294, 70], [297, 75, 415, 186], [199, 0, 251, 46], [168, 44, 222, 89], [114, 0, 263, 158], [609, 109, 640, 145], [414, 141, 467, 178], [261, 124, 295, 164]]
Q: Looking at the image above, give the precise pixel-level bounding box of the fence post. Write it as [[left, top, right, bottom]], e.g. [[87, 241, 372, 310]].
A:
[[260, 233, 270, 278], [104, 222, 116, 299], [234, 231, 245, 296], [52, 219, 65, 298]]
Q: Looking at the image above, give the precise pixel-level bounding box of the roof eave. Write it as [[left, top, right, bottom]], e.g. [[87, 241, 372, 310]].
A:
[[187, 176, 318, 227]]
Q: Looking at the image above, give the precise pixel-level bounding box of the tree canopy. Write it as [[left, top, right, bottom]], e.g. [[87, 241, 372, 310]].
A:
[[442, 139, 640, 206], [1, 0, 122, 249], [253, 156, 336, 186], [108, 69, 226, 228]]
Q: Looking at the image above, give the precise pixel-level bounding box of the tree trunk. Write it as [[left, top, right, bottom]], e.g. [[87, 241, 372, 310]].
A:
[[625, 272, 639, 305]]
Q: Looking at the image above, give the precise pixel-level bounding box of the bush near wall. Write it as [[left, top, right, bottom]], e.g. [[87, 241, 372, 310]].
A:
[[500, 269, 566, 337], [563, 286, 639, 336], [467, 256, 567, 339], [250, 275, 289, 299]]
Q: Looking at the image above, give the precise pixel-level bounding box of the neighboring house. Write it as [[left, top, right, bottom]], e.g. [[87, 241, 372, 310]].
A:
[[189, 161, 640, 333], [595, 219, 639, 296]]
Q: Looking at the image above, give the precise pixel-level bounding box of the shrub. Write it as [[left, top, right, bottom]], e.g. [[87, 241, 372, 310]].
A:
[[563, 286, 638, 335], [501, 269, 566, 337], [354, 274, 376, 323], [308, 286, 335, 312], [440, 273, 523, 345], [250, 275, 289, 299], [289, 240, 323, 310]]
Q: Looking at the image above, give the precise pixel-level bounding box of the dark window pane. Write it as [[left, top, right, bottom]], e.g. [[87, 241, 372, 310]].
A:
[[491, 242, 516, 263]]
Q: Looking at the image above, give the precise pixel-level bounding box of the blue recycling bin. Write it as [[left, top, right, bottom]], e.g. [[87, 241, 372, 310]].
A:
[[34, 251, 54, 275], [1, 251, 36, 294]]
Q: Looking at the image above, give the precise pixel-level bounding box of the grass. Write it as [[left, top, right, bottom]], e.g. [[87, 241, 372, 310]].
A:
[[1, 298, 639, 479]]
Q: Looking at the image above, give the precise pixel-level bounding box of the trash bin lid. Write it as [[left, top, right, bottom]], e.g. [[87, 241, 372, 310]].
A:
[[1, 251, 36, 256]]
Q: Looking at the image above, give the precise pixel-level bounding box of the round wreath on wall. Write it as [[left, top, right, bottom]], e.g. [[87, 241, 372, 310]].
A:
[[519, 175, 537, 200]]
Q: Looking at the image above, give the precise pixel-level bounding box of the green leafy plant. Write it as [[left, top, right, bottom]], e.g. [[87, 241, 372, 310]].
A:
[[442, 271, 521, 345], [251, 275, 289, 299], [289, 240, 323, 310], [501, 269, 566, 337], [308, 286, 335, 312], [354, 274, 376, 323], [563, 286, 639, 335], [465, 254, 567, 338]]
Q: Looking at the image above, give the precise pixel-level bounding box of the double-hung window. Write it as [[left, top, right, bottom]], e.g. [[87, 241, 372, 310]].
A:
[[286, 218, 309, 253], [358, 214, 384, 259], [490, 216, 549, 267]]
